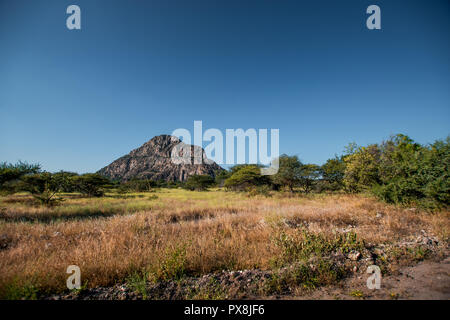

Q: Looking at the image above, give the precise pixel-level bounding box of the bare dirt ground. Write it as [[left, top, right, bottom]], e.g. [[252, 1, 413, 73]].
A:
[[293, 253, 450, 300], [46, 250, 450, 300]]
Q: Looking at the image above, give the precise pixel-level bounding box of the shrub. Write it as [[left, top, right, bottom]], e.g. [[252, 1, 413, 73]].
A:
[[183, 175, 215, 191], [340, 134, 449, 209], [266, 260, 346, 293], [119, 178, 156, 193], [246, 185, 272, 197], [273, 229, 364, 266], [155, 244, 187, 281]]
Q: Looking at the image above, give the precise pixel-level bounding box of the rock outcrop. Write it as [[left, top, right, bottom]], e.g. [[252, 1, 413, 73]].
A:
[[98, 135, 223, 182]]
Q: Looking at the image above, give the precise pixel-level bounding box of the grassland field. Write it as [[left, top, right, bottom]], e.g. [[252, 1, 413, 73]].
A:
[[0, 189, 448, 299]]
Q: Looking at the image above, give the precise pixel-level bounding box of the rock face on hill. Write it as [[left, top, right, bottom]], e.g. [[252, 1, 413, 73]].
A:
[[97, 135, 223, 182]]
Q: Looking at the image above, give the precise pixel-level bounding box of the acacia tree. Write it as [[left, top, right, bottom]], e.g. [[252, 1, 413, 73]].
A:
[[52, 171, 79, 192], [119, 178, 156, 193], [183, 175, 215, 191], [271, 155, 302, 192], [0, 161, 41, 193], [214, 170, 231, 187], [298, 164, 321, 194], [71, 173, 111, 197], [224, 165, 271, 191], [20, 172, 68, 206]]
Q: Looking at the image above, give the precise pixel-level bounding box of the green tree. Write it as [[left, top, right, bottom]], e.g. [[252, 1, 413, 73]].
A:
[[339, 134, 449, 208], [373, 134, 449, 208], [271, 155, 302, 192], [321, 156, 346, 191], [421, 137, 450, 206], [224, 165, 271, 191], [0, 161, 40, 193], [373, 134, 423, 203], [19, 172, 66, 206], [183, 175, 215, 191], [120, 178, 156, 193], [52, 171, 79, 192], [343, 144, 381, 192], [214, 170, 231, 187], [298, 164, 321, 193], [71, 173, 111, 197]]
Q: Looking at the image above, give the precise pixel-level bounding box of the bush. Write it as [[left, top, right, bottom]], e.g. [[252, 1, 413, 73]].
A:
[[341, 134, 449, 209], [246, 185, 272, 197], [156, 244, 187, 281], [183, 175, 215, 191], [273, 229, 364, 266], [266, 260, 347, 293], [119, 179, 156, 193]]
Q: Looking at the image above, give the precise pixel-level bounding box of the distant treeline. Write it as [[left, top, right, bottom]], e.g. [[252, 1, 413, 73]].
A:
[[1, 134, 448, 209], [222, 134, 448, 209]]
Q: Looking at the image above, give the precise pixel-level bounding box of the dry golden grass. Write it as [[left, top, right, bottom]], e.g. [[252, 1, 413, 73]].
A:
[[0, 189, 448, 298]]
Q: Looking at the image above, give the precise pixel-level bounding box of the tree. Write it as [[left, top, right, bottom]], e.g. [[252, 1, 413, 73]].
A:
[[338, 134, 449, 208], [224, 165, 271, 191], [372, 134, 423, 203], [214, 170, 231, 187], [420, 137, 450, 206], [71, 173, 110, 197], [183, 175, 215, 191], [0, 161, 41, 193], [372, 134, 449, 208], [321, 156, 346, 191], [343, 144, 381, 192], [298, 164, 321, 193], [120, 178, 156, 193], [52, 171, 79, 192], [271, 155, 302, 192], [19, 172, 66, 206]]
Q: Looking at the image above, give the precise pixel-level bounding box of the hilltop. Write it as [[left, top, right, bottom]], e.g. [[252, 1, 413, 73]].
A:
[[98, 135, 223, 182]]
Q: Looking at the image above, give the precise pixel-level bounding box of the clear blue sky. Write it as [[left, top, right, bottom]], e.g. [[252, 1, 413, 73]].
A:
[[1, 0, 449, 173]]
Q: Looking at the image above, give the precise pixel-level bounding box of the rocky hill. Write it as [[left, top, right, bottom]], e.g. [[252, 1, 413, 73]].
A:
[[98, 135, 223, 182]]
